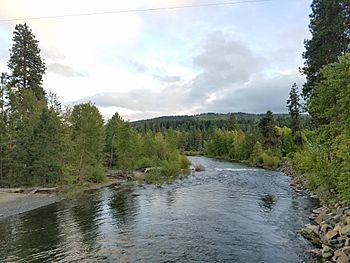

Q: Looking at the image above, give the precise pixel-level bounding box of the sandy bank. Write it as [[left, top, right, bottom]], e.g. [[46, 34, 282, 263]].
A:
[[0, 192, 61, 220]]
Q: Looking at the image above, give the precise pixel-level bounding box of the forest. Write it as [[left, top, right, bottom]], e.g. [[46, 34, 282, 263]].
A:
[[0, 0, 349, 203]]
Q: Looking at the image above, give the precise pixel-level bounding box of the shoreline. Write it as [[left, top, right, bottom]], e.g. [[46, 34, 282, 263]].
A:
[[0, 178, 129, 221], [0, 192, 61, 220]]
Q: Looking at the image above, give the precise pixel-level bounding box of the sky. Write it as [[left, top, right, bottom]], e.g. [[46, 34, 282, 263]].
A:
[[0, 0, 311, 121]]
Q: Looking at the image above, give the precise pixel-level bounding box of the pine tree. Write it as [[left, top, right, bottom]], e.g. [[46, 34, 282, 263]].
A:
[[259, 110, 279, 149], [227, 113, 239, 131], [287, 83, 304, 146], [301, 0, 350, 99], [8, 23, 46, 101], [0, 73, 7, 186]]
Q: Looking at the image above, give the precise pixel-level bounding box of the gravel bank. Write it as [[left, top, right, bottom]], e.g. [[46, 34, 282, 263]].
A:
[[0, 192, 61, 220]]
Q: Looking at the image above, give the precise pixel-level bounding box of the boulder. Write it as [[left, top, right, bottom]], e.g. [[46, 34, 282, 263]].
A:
[[323, 230, 339, 242], [345, 238, 350, 246], [316, 212, 331, 225], [305, 223, 320, 235], [321, 223, 332, 234], [339, 225, 350, 236], [300, 227, 321, 246], [322, 245, 333, 258]]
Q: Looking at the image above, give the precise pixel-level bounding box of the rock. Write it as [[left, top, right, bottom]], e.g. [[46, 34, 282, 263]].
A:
[[307, 248, 322, 257], [323, 230, 339, 242], [343, 246, 350, 256], [337, 207, 348, 217], [316, 212, 331, 225], [334, 224, 341, 233], [333, 250, 349, 263], [339, 225, 350, 236], [346, 216, 350, 225], [313, 207, 325, 214], [300, 227, 321, 246], [322, 245, 333, 258], [321, 223, 332, 234], [305, 223, 320, 235], [345, 238, 350, 246]]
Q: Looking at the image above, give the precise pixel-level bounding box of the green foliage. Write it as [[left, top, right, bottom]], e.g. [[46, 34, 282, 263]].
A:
[[259, 111, 279, 149], [287, 83, 304, 146], [228, 113, 238, 131], [260, 152, 280, 169], [250, 141, 263, 165], [69, 103, 105, 183], [8, 23, 46, 101], [302, 0, 350, 98]]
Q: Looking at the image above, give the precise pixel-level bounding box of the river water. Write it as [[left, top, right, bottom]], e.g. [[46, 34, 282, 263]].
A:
[[0, 156, 316, 262]]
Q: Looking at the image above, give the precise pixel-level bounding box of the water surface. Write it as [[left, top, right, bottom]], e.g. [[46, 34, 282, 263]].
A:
[[0, 157, 316, 262]]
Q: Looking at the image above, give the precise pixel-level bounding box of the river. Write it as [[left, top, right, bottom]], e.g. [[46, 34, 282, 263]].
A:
[[0, 156, 317, 262]]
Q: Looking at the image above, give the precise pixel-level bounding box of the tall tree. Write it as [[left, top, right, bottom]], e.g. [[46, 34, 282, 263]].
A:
[[227, 113, 239, 131], [8, 23, 46, 101], [259, 110, 279, 149], [69, 103, 105, 183], [287, 83, 303, 146], [301, 0, 350, 99], [0, 73, 7, 186]]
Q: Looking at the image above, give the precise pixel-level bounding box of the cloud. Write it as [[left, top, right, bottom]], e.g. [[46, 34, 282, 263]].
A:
[[188, 31, 265, 101], [73, 31, 304, 120], [47, 63, 85, 77], [153, 75, 181, 83], [205, 71, 305, 114]]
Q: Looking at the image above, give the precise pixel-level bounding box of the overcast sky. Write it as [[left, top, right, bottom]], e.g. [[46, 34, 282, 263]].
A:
[[0, 0, 311, 120]]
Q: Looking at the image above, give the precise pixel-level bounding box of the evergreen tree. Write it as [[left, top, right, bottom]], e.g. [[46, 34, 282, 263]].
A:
[[105, 112, 124, 168], [228, 113, 238, 131], [301, 0, 350, 99], [259, 110, 279, 149], [0, 73, 7, 186], [8, 23, 46, 101], [31, 107, 66, 184], [287, 83, 303, 146]]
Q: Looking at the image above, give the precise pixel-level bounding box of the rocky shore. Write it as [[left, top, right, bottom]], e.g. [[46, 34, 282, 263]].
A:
[[301, 205, 350, 262], [279, 159, 350, 262]]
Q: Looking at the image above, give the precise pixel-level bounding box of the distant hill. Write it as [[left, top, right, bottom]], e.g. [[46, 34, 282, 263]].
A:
[[131, 112, 311, 133]]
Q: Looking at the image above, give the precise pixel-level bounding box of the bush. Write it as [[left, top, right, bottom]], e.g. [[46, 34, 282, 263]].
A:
[[87, 164, 106, 183], [260, 153, 280, 169]]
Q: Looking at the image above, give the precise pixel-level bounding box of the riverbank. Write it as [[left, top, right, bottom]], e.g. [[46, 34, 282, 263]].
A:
[[0, 177, 129, 220], [0, 192, 61, 220], [278, 160, 350, 262]]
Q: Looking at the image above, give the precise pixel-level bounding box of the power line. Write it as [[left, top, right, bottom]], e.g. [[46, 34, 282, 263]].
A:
[[0, 0, 273, 22]]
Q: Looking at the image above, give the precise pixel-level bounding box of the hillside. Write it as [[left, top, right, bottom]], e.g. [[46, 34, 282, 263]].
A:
[[131, 112, 312, 133]]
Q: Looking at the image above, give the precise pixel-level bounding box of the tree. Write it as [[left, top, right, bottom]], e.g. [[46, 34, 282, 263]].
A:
[[31, 106, 66, 184], [8, 23, 46, 101], [259, 110, 279, 149], [0, 73, 7, 186], [287, 83, 304, 146], [69, 103, 105, 183], [227, 113, 239, 131], [301, 0, 350, 99]]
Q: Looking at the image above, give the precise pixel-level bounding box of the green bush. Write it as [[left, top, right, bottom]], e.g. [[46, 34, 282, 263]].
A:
[[87, 164, 106, 183], [260, 153, 280, 169]]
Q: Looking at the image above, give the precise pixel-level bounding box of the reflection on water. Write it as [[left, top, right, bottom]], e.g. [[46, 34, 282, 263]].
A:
[[260, 194, 276, 210], [0, 157, 317, 263]]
